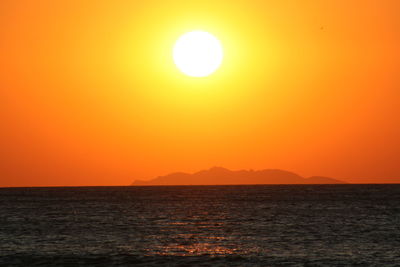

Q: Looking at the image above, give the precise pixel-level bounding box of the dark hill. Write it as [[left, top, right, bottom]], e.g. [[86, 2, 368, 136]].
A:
[[132, 167, 347, 186]]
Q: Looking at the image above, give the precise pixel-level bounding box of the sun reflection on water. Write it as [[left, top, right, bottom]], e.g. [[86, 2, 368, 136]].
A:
[[141, 219, 264, 256]]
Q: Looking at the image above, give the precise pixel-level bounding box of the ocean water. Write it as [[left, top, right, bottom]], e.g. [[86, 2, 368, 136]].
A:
[[0, 185, 399, 266]]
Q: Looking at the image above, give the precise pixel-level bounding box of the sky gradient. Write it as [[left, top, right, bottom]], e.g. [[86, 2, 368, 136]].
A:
[[1, 0, 399, 186]]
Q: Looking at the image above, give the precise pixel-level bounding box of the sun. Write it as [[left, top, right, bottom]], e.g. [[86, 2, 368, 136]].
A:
[[173, 31, 223, 77]]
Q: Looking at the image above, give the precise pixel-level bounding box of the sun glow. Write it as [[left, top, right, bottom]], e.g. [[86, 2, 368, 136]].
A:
[[173, 31, 223, 77]]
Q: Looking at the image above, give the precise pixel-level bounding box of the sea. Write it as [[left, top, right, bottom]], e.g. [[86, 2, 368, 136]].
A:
[[0, 185, 399, 266]]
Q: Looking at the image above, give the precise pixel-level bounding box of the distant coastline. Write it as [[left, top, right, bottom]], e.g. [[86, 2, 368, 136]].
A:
[[132, 167, 347, 186]]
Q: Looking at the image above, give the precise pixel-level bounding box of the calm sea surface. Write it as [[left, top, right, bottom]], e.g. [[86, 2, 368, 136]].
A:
[[0, 185, 399, 266]]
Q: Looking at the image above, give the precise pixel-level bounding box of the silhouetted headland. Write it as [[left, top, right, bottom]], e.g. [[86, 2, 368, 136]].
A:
[[132, 167, 347, 186]]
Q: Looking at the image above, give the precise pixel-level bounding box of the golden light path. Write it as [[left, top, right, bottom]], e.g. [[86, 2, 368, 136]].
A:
[[173, 31, 223, 77]]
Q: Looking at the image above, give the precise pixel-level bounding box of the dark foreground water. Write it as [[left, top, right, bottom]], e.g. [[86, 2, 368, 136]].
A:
[[0, 185, 400, 266]]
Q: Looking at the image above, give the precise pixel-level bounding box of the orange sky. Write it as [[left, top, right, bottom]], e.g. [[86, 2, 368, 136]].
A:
[[1, 0, 399, 187]]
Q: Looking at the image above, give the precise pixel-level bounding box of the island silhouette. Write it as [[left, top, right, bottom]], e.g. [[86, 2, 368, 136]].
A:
[[132, 167, 346, 186]]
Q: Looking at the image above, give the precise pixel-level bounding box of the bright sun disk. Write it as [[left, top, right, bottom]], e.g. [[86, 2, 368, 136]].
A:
[[173, 31, 223, 77]]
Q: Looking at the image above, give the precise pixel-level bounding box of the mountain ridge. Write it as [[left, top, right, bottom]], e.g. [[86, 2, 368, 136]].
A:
[[132, 167, 347, 186]]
